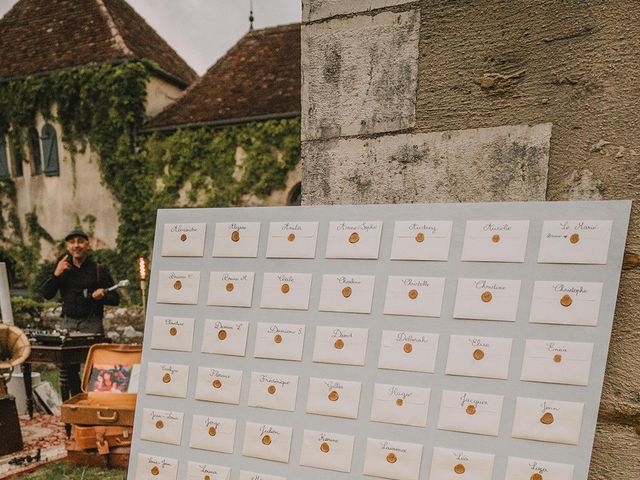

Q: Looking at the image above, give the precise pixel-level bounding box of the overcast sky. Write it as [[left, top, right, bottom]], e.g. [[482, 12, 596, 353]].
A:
[[0, 0, 301, 75]]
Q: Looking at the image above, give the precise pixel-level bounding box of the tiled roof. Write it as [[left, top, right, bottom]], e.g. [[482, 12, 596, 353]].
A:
[[0, 0, 197, 86], [144, 23, 300, 130]]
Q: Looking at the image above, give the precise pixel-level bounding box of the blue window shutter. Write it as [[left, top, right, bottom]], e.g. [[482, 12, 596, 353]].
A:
[[41, 124, 60, 177], [28, 127, 42, 175], [0, 136, 9, 178]]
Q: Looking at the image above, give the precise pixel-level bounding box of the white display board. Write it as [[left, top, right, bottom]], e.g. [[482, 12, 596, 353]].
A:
[[128, 201, 631, 480]]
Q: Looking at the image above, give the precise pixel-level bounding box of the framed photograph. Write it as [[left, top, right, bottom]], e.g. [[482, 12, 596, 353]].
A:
[[32, 381, 61, 416], [88, 363, 132, 393]]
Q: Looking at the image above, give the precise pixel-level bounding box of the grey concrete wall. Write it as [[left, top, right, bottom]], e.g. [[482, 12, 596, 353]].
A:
[[301, 0, 640, 477]]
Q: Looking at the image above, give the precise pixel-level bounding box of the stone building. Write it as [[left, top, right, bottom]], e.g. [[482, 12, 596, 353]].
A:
[[301, 0, 639, 477]]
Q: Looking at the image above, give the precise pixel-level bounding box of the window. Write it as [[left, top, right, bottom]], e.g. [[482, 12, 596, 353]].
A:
[[9, 136, 23, 178], [0, 135, 9, 178], [41, 123, 60, 177], [28, 127, 43, 175]]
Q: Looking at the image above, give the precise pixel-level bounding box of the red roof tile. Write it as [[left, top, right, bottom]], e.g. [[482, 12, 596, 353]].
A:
[[144, 23, 300, 130], [0, 0, 196, 86]]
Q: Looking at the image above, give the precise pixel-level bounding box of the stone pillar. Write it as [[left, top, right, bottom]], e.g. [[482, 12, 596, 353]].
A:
[[301, 0, 640, 477]]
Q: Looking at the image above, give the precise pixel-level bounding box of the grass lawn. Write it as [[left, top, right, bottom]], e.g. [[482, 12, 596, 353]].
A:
[[18, 462, 126, 479]]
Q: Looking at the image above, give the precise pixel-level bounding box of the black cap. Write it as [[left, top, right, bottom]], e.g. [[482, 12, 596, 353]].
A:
[[64, 229, 89, 242]]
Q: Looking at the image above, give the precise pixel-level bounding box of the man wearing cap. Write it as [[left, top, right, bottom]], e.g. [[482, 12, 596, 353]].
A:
[[41, 230, 120, 334]]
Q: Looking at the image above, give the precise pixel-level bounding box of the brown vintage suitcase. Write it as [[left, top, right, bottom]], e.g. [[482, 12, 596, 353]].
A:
[[0, 395, 23, 455], [61, 343, 141, 426], [72, 424, 133, 452], [108, 445, 131, 469], [65, 439, 109, 468]]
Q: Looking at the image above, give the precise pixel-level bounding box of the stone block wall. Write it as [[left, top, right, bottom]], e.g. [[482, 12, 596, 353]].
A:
[[301, 0, 640, 477]]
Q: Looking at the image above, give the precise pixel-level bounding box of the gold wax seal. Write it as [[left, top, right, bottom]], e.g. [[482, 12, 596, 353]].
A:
[[348, 232, 360, 244], [466, 405, 477, 415], [553, 354, 562, 363], [473, 349, 485, 360], [386, 453, 397, 464], [180, 233, 187, 242], [570, 233, 580, 244], [151, 466, 160, 476], [173, 280, 182, 290], [481, 291, 493, 303], [268, 385, 277, 395], [212, 379, 222, 389], [261, 435, 271, 445], [491, 233, 501, 243], [396, 398, 404, 407], [218, 329, 227, 340], [287, 233, 296, 242], [231, 230, 240, 242], [540, 412, 554, 424], [162, 373, 172, 383], [560, 294, 572, 307], [415, 232, 425, 243], [204, 476, 211, 480], [281, 283, 290, 294], [320, 442, 330, 453], [531, 474, 543, 480], [274, 334, 283, 344], [408, 289, 419, 300], [342, 286, 352, 298], [454, 464, 466, 474], [225, 282, 234, 292], [155, 420, 164, 429], [169, 327, 177, 336], [328, 390, 339, 401], [334, 339, 345, 349], [403, 343, 413, 353], [208, 426, 217, 437]]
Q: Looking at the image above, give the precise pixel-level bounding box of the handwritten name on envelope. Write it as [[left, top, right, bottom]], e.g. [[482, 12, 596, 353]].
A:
[[461, 220, 529, 262], [370, 384, 430, 427], [187, 461, 230, 480], [194, 367, 242, 405], [512, 397, 584, 445], [529, 281, 603, 326], [325, 221, 383, 259], [429, 447, 495, 480], [135, 454, 178, 480], [140, 408, 184, 446], [378, 331, 439, 373], [259, 272, 312, 310], [161, 223, 206, 257], [363, 438, 423, 480], [156, 271, 200, 305], [299, 430, 355, 473], [144, 362, 189, 398], [254, 323, 305, 361], [453, 278, 521, 322], [538, 220, 612, 264], [201, 319, 249, 357], [390, 220, 453, 261], [521, 339, 594, 386], [150, 316, 194, 352], [242, 422, 293, 463], [312, 326, 368, 366], [306, 377, 361, 419], [189, 415, 236, 454], [248, 372, 299, 412], [266, 221, 318, 258], [437, 390, 504, 436], [207, 271, 255, 307], [445, 335, 513, 380], [318, 274, 375, 313], [383, 276, 446, 317], [212, 222, 260, 257]]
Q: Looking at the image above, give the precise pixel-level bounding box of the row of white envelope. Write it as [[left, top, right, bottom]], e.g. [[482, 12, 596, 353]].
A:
[[157, 273, 604, 326], [151, 322, 595, 385], [161, 219, 613, 265], [137, 412, 581, 477]]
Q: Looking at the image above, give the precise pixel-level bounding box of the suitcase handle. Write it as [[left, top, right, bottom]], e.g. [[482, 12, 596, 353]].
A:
[[97, 410, 118, 422]]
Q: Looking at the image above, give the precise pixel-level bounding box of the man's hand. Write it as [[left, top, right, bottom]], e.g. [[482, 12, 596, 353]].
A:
[[92, 288, 106, 300], [54, 255, 71, 277]]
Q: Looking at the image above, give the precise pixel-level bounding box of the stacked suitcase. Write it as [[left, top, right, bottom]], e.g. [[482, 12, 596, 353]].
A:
[[61, 343, 141, 468]]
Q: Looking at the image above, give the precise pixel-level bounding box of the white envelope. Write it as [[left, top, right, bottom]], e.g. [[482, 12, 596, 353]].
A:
[[461, 220, 530, 262], [194, 367, 242, 404], [266, 221, 319, 258], [150, 316, 195, 352], [512, 397, 584, 445], [201, 319, 249, 356], [248, 372, 299, 411], [242, 422, 293, 463], [445, 335, 513, 380], [370, 383, 430, 427], [383, 276, 446, 317], [212, 222, 260, 257], [161, 223, 206, 257], [325, 220, 383, 259], [259, 273, 312, 310], [312, 326, 368, 366], [239, 472, 286, 480], [537, 220, 613, 264], [318, 274, 376, 313], [521, 339, 594, 386], [529, 281, 603, 326], [139, 408, 184, 446], [145, 362, 190, 398], [453, 278, 521, 322], [207, 271, 255, 307], [378, 330, 439, 373], [362, 438, 423, 480], [505, 456, 575, 480], [429, 447, 495, 480], [135, 454, 178, 480], [390, 220, 453, 261], [156, 271, 200, 304], [299, 430, 355, 473], [189, 414, 236, 453], [437, 390, 504, 436], [187, 461, 231, 480], [306, 377, 361, 419], [254, 323, 305, 361]]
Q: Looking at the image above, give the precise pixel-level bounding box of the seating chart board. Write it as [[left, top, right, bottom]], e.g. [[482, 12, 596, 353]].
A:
[[128, 200, 631, 480]]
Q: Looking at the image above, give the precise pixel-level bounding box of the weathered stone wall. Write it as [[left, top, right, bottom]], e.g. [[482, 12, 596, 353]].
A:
[[301, 0, 640, 477]]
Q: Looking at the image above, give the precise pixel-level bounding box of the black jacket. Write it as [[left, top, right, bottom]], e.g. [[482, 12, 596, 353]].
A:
[[40, 257, 120, 319]]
